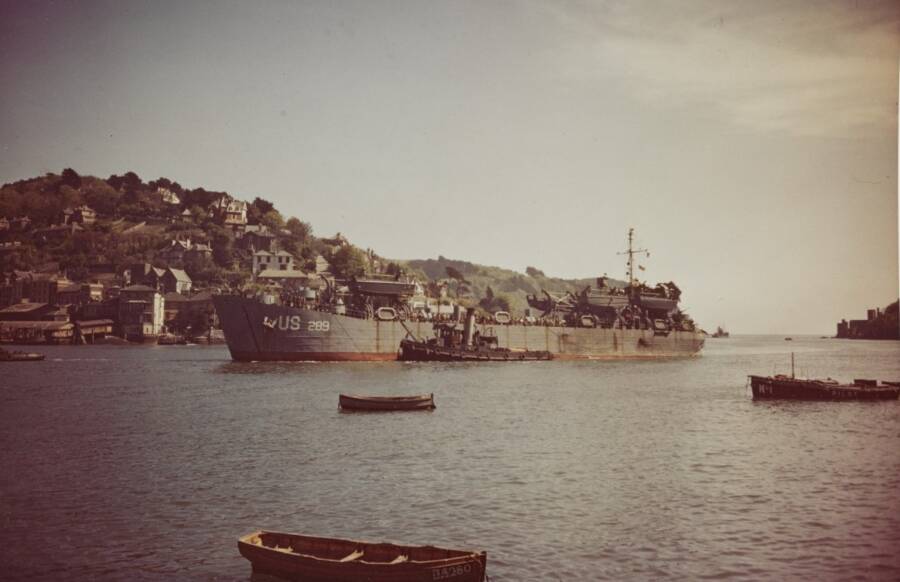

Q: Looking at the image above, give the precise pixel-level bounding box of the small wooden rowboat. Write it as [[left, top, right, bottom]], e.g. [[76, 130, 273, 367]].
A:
[[238, 530, 486, 582], [339, 393, 435, 411], [0, 347, 45, 362]]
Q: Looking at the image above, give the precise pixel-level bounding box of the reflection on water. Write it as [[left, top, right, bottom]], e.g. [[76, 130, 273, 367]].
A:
[[1, 336, 899, 581]]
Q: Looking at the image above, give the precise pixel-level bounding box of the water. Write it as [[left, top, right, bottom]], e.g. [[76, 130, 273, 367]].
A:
[[1, 336, 899, 581]]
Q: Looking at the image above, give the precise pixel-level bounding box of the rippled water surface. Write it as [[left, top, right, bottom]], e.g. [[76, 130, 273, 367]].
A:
[[2, 336, 900, 581]]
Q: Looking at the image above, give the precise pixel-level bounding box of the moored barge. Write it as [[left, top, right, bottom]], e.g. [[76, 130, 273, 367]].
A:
[[749, 375, 900, 401]]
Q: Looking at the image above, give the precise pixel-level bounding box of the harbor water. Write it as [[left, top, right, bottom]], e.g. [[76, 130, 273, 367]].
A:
[[2, 336, 899, 581]]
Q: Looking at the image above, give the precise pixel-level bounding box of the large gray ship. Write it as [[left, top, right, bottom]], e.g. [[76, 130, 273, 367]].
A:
[[213, 230, 704, 361]]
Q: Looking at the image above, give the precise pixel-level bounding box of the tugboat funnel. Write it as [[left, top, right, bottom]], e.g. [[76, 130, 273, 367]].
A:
[[463, 307, 476, 347]]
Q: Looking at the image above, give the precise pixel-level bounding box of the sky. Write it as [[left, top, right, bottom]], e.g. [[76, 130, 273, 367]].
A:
[[1, 0, 898, 334]]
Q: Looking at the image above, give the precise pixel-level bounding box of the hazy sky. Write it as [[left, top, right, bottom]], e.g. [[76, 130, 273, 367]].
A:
[[2, 0, 898, 334]]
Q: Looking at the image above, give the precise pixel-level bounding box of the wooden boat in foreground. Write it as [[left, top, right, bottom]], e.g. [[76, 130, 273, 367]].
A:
[[339, 393, 435, 411], [0, 346, 45, 362], [749, 375, 900, 401], [238, 530, 486, 582]]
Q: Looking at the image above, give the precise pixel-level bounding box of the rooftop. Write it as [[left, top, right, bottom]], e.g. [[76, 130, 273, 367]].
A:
[[0, 302, 49, 314], [257, 269, 309, 279]]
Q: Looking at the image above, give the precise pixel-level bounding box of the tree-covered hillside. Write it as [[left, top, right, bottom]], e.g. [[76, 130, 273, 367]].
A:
[[0, 169, 323, 286], [2, 168, 625, 314]]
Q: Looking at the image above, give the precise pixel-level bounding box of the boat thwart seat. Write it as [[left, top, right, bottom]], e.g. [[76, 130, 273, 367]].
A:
[[339, 549, 364, 562]]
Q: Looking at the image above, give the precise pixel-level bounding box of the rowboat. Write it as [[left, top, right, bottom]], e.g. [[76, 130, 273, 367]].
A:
[[339, 393, 435, 411], [237, 530, 486, 582], [0, 347, 45, 362]]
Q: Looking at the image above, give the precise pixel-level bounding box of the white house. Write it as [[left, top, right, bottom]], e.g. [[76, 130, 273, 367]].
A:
[[209, 196, 248, 227], [157, 187, 181, 205], [253, 250, 295, 275]]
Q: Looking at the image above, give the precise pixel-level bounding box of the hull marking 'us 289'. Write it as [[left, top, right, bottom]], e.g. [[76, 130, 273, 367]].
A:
[[262, 316, 330, 332]]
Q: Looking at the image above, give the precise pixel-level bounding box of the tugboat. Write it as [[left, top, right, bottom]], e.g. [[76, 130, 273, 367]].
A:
[[399, 308, 552, 362], [0, 346, 45, 362]]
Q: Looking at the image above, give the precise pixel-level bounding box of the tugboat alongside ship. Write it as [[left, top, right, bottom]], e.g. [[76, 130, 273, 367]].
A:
[[212, 229, 705, 362], [399, 308, 553, 362]]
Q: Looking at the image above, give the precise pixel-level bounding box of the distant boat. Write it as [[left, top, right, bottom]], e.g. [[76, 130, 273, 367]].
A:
[[784, 337, 793, 341], [0, 346, 44, 362], [339, 394, 435, 412], [710, 326, 730, 338], [237, 530, 487, 582]]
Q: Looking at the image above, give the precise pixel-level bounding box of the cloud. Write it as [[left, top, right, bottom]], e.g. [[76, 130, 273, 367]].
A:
[[545, 0, 899, 137]]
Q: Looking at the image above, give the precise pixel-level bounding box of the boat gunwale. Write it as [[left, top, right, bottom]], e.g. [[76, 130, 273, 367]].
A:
[[238, 530, 485, 567], [339, 394, 434, 403]]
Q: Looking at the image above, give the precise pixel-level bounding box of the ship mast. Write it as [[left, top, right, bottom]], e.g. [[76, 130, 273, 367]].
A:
[[617, 227, 648, 288]]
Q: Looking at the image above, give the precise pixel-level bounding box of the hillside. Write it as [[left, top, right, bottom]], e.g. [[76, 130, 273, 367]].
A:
[[1, 168, 629, 314], [402, 256, 626, 315]]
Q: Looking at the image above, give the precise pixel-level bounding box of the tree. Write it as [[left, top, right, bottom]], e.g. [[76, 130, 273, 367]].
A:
[[211, 232, 235, 268], [251, 197, 275, 215], [259, 209, 284, 231], [445, 266, 467, 282], [478, 285, 511, 313], [285, 217, 312, 242], [525, 266, 545, 278], [61, 168, 82, 189], [329, 245, 367, 279], [122, 171, 142, 192]]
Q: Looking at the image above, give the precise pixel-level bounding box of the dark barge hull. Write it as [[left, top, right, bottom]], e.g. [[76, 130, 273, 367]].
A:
[[749, 375, 900, 401], [213, 295, 704, 362]]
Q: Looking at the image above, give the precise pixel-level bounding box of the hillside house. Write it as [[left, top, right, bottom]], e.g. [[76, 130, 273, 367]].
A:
[[161, 268, 192, 294], [209, 196, 248, 228], [253, 250, 295, 275], [314, 254, 331, 274], [239, 224, 276, 252], [10, 216, 32, 231], [157, 187, 181, 205]]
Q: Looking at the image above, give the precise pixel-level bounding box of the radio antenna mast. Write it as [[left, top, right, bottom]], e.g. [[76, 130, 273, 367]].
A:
[[617, 227, 649, 287]]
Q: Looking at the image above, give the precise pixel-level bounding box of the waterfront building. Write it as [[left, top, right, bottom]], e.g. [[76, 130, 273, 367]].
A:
[[0, 320, 74, 344], [118, 285, 165, 342], [55, 280, 84, 306], [0, 302, 61, 322]]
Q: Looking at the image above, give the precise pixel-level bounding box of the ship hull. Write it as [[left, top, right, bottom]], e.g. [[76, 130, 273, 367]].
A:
[[213, 295, 705, 362]]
